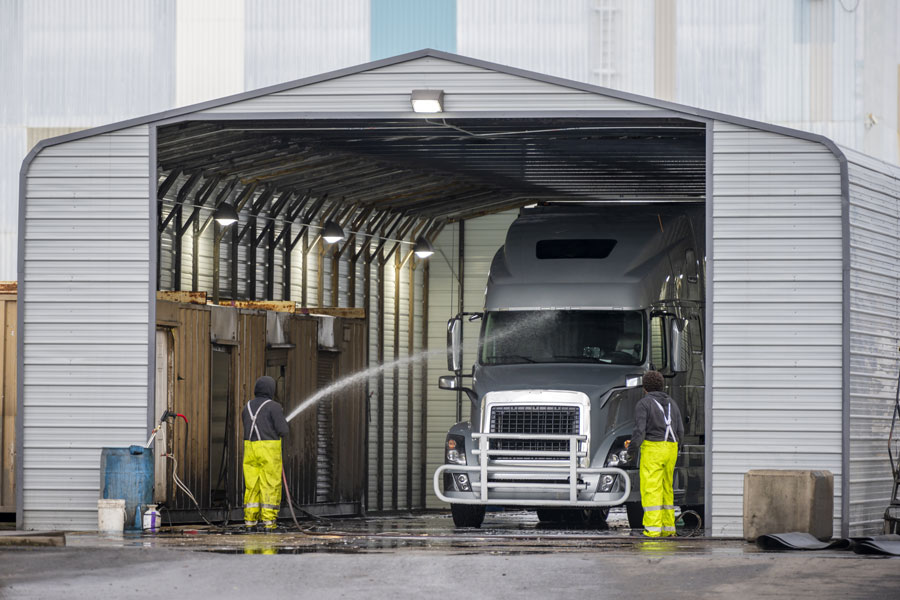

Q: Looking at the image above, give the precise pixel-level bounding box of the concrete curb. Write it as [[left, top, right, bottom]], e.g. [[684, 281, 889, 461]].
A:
[[0, 532, 66, 547]]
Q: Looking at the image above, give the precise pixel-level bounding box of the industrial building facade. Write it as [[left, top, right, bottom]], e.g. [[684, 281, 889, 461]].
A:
[[17, 50, 900, 536]]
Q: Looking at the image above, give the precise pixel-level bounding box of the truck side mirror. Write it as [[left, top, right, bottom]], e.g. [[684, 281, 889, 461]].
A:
[[447, 316, 463, 372], [669, 317, 688, 373], [438, 375, 459, 390]]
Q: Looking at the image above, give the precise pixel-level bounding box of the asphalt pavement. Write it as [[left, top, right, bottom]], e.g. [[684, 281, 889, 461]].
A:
[[1, 510, 897, 599]]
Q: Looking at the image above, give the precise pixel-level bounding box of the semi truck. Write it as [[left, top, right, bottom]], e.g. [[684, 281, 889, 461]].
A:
[[433, 203, 706, 528]]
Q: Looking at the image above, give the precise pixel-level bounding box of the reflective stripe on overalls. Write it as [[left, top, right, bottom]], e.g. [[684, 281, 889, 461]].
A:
[[243, 399, 282, 528], [640, 399, 678, 538]]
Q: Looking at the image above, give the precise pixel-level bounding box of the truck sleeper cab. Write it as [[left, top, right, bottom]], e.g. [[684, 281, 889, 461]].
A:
[[434, 204, 706, 528]]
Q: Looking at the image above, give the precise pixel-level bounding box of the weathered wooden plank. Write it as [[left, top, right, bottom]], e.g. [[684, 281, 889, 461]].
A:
[[295, 307, 365, 319], [156, 290, 207, 305]]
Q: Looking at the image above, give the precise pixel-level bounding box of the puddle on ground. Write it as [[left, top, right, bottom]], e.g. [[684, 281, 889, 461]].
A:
[[62, 510, 739, 556]]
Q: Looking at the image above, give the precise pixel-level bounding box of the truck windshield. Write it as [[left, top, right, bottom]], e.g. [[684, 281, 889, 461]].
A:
[[480, 310, 645, 366]]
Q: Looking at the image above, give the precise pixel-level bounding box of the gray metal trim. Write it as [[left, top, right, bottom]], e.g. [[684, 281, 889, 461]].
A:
[[18, 48, 849, 166], [152, 109, 699, 124], [148, 125, 158, 435], [838, 144, 851, 539], [704, 120, 714, 536], [15, 142, 28, 530]]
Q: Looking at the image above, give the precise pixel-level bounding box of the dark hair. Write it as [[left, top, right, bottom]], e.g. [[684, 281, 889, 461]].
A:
[[643, 370, 664, 393]]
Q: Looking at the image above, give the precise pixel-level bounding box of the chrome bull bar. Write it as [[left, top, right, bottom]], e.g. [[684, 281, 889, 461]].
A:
[[433, 432, 631, 507]]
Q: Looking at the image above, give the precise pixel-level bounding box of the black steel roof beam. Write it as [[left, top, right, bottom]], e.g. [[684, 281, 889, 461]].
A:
[[159, 171, 201, 233], [288, 194, 329, 251], [380, 215, 418, 265], [306, 198, 346, 250], [272, 192, 312, 247], [235, 186, 274, 243], [367, 213, 407, 266], [269, 161, 395, 191], [333, 206, 375, 260], [178, 173, 223, 236], [156, 169, 182, 199], [351, 210, 391, 263], [252, 190, 294, 247]]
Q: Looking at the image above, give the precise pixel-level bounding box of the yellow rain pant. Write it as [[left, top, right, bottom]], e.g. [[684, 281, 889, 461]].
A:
[[639, 439, 678, 538], [243, 439, 283, 528]]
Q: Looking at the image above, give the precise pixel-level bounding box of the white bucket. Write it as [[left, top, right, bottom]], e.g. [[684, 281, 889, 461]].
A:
[[97, 498, 126, 533]]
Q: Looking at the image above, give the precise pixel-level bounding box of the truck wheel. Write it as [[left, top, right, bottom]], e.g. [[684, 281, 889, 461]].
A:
[[625, 502, 644, 529], [451, 504, 486, 528], [536, 509, 566, 523], [583, 508, 609, 529]]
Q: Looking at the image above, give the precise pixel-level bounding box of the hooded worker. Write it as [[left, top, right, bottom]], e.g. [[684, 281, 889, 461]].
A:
[[242, 375, 289, 530], [628, 370, 684, 538]]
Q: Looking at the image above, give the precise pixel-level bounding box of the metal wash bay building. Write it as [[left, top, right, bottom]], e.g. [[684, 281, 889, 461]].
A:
[[16, 50, 900, 536]]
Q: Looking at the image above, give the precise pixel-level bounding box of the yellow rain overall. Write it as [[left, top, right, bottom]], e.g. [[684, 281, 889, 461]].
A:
[[243, 398, 283, 529], [640, 399, 678, 538]]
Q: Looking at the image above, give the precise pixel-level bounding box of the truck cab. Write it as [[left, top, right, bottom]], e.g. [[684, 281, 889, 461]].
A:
[[434, 203, 705, 528]]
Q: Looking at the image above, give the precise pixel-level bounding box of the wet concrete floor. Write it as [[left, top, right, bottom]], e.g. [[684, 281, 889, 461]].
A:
[[2, 510, 898, 599]]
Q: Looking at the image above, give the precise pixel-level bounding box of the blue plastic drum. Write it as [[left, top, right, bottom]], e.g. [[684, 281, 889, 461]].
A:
[[100, 446, 154, 531]]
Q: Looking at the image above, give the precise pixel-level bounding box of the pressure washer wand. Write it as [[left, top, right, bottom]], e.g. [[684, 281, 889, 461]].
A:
[[144, 410, 189, 448]]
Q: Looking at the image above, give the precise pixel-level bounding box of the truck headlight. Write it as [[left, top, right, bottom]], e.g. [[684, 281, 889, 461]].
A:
[[599, 474, 616, 492], [446, 434, 466, 465]]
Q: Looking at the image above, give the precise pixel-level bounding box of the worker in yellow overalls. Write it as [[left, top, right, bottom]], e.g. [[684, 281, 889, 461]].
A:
[[242, 375, 289, 531], [628, 370, 684, 537]]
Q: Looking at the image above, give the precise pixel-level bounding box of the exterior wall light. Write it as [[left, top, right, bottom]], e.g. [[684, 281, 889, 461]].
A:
[[413, 236, 435, 258], [410, 89, 444, 113], [322, 220, 346, 243], [214, 203, 238, 226]]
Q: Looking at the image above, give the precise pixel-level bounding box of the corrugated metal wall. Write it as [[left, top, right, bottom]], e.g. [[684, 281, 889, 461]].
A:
[[244, 0, 370, 91], [21, 125, 152, 530], [425, 211, 517, 508], [710, 120, 844, 537], [843, 146, 900, 535], [197, 56, 656, 115], [4, 0, 900, 284]]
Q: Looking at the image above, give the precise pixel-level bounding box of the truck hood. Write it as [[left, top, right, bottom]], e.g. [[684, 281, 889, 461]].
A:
[[473, 362, 639, 404]]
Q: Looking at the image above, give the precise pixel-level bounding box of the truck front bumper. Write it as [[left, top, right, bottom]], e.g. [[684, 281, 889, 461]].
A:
[[433, 433, 632, 507]]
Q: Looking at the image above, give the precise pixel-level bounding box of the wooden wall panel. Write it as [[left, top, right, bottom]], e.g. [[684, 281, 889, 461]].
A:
[[170, 304, 211, 509], [1, 295, 16, 512], [333, 319, 367, 505], [285, 316, 318, 505]]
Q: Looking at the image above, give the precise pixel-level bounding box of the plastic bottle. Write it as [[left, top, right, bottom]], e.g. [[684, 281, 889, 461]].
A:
[[142, 504, 161, 532]]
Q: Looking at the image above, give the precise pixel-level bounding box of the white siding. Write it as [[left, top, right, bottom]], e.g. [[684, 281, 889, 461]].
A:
[[21, 125, 151, 530], [710, 120, 844, 537], [244, 0, 370, 91], [425, 211, 516, 509], [844, 146, 900, 535], [198, 56, 656, 115]]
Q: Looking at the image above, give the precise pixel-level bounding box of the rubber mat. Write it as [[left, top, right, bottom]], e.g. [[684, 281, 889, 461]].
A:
[[755, 532, 851, 551], [850, 535, 900, 556]]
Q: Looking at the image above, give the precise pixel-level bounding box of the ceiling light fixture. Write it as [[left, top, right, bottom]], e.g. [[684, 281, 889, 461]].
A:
[[214, 203, 238, 226], [410, 89, 444, 113], [322, 220, 346, 244], [413, 236, 435, 258]]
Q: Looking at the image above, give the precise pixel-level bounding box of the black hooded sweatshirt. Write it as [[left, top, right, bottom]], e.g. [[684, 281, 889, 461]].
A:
[[630, 390, 684, 452], [242, 375, 289, 441]]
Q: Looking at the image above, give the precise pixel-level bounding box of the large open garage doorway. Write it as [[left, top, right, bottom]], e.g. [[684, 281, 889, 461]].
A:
[[152, 115, 708, 519]]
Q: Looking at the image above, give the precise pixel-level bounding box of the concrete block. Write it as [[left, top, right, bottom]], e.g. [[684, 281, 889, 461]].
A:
[[743, 470, 834, 541]]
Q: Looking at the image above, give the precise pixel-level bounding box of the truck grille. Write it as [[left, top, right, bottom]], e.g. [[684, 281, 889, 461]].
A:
[[489, 405, 580, 459]]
